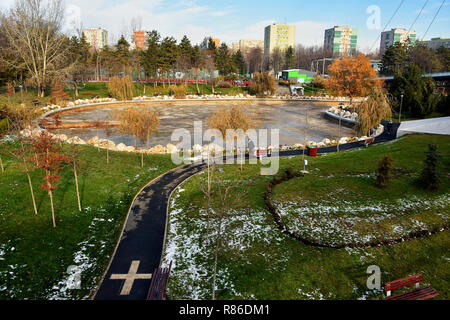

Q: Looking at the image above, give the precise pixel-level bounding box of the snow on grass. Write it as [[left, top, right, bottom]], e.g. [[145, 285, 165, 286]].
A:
[[161, 186, 289, 300], [275, 194, 449, 245]]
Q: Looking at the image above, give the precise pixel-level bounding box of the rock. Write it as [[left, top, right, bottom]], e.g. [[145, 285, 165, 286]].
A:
[[88, 136, 99, 145], [192, 144, 203, 153], [115, 143, 128, 151], [150, 145, 166, 154], [98, 139, 115, 149], [294, 143, 305, 149], [67, 136, 86, 145], [166, 144, 178, 154]]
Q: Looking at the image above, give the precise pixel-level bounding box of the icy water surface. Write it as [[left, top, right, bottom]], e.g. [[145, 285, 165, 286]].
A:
[[49, 102, 354, 147]]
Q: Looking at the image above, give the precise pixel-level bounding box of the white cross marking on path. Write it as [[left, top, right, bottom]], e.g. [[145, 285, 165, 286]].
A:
[[110, 260, 152, 295]]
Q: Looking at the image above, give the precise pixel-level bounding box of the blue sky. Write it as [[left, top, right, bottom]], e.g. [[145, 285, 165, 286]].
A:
[[1, 0, 449, 52]]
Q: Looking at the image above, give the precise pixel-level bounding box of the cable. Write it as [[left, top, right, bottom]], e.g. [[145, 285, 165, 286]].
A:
[[370, 0, 406, 52], [408, 0, 429, 33], [421, 0, 446, 41]]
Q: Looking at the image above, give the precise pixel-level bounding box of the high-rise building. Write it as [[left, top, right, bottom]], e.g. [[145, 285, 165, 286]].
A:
[[200, 37, 220, 50], [82, 28, 108, 50], [324, 26, 358, 57], [417, 37, 450, 50], [264, 24, 296, 56], [233, 40, 264, 57], [133, 31, 148, 50], [380, 28, 416, 54]]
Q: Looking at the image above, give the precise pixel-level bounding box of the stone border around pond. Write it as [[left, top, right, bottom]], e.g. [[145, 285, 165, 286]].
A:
[[29, 96, 380, 156], [264, 169, 450, 249]]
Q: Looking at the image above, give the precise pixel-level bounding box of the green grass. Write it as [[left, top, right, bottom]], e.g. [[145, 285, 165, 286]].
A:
[[0, 143, 178, 300], [162, 134, 450, 300], [0, 82, 248, 108]]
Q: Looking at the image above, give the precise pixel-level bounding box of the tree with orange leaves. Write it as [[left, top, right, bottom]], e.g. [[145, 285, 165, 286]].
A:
[[32, 131, 69, 227], [325, 54, 381, 104]]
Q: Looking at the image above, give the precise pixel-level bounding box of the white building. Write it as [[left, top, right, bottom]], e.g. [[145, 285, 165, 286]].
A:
[[82, 28, 108, 50], [417, 37, 450, 50], [264, 24, 296, 56]]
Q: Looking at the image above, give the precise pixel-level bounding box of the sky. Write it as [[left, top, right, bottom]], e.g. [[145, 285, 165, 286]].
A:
[[1, 0, 449, 53]]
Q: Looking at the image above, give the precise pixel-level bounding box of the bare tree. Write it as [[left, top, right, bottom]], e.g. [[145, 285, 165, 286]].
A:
[[1, 0, 72, 97]]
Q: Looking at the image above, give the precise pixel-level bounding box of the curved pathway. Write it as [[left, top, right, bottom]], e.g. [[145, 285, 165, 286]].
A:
[[94, 121, 400, 300]]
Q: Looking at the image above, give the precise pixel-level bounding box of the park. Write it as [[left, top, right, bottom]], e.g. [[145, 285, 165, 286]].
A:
[[0, 0, 449, 302]]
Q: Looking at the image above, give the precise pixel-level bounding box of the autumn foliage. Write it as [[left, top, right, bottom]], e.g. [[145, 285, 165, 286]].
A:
[[206, 105, 259, 137], [325, 55, 381, 100], [51, 81, 69, 104], [32, 131, 69, 227]]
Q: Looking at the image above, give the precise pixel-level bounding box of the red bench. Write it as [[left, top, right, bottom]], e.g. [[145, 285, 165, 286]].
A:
[[146, 261, 172, 300], [360, 137, 375, 148], [384, 274, 439, 300]]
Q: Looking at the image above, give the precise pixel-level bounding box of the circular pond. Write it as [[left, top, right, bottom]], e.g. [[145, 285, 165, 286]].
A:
[[48, 101, 355, 147]]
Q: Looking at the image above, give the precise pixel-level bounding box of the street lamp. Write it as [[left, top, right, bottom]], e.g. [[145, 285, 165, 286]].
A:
[[337, 104, 343, 153], [399, 93, 404, 123]]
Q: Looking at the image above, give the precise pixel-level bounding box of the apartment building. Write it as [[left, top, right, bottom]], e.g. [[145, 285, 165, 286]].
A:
[[132, 31, 148, 50], [417, 37, 450, 50], [324, 26, 358, 57], [233, 40, 264, 57], [380, 28, 416, 54], [264, 24, 296, 56], [82, 28, 108, 50]]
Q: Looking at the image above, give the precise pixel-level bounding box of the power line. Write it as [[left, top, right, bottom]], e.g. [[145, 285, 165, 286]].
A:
[[408, 0, 429, 33], [421, 0, 446, 41], [370, 0, 406, 52]]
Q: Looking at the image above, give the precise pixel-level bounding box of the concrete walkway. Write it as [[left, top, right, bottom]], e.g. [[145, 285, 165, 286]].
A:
[[93, 121, 399, 300], [397, 117, 450, 138]]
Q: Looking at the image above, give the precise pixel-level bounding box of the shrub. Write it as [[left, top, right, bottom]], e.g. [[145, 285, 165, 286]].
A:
[[107, 76, 134, 101], [419, 144, 441, 191], [168, 85, 186, 99], [50, 81, 68, 105], [376, 155, 393, 188], [216, 80, 232, 88], [251, 72, 276, 97]]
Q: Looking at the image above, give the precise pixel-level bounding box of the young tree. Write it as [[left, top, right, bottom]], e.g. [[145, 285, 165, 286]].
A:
[[107, 76, 134, 101], [325, 54, 380, 105], [284, 46, 296, 69], [114, 108, 141, 149], [357, 88, 392, 136], [32, 131, 69, 227], [66, 143, 82, 211], [215, 43, 236, 76], [137, 108, 160, 167], [51, 81, 69, 105], [8, 136, 39, 215], [1, 0, 73, 97], [419, 144, 441, 191], [390, 64, 440, 117], [159, 37, 179, 85], [232, 50, 246, 75], [376, 155, 393, 188]]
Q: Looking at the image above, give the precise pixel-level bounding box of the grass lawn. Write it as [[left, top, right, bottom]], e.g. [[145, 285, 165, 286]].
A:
[[161, 134, 450, 300], [0, 82, 248, 109], [0, 143, 177, 300]]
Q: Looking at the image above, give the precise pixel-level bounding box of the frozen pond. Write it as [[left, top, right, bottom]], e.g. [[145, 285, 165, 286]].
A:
[[48, 102, 354, 147]]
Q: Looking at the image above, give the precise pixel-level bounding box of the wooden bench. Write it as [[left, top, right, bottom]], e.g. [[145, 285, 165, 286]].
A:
[[384, 274, 439, 300], [146, 261, 172, 300], [360, 137, 375, 148], [256, 149, 272, 159]]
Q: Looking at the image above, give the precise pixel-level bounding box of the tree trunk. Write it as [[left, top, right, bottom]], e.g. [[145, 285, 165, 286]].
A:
[[107, 147, 109, 165], [212, 215, 223, 300], [26, 171, 38, 215], [0, 156, 4, 172], [74, 81, 79, 99], [49, 189, 56, 227], [74, 163, 81, 212], [141, 152, 144, 168]]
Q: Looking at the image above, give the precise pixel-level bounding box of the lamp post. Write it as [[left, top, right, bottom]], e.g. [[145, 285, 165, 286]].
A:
[[337, 104, 343, 153], [399, 93, 404, 123]]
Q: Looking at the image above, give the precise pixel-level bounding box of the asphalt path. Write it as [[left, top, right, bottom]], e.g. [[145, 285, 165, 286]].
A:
[[94, 121, 399, 300]]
